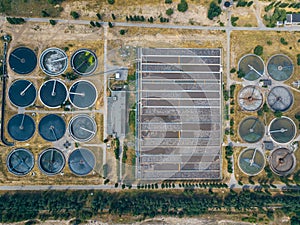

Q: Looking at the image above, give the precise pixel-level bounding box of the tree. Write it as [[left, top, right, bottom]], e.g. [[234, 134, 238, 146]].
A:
[[297, 54, 300, 66], [90, 21, 95, 27], [108, 0, 115, 4], [254, 45, 263, 56], [207, 2, 221, 20], [96, 13, 102, 20], [108, 22, 113, 28], [166, 8, 174, 16], [237, 70, 245, 78], [165, 0, 172, 3], [274, 110, 282, 118], [70, 11, 79, 19], [112, 13, 116, 20], [49, 19, 56, 25], [177, 0, 188, 12], [119, 29, 126, 35], [95, 22, 101, 27], [41, 10, 50, 17], [230, 68, 236, 73]]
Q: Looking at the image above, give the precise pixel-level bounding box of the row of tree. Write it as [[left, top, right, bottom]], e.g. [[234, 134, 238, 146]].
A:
[[1, 190, 300, 223]]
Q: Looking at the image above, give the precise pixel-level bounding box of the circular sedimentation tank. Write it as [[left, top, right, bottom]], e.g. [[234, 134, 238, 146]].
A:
[[269, 117, 296, 144], [69, 115, 97, 142], [238, 54, 264, 81], [7, 114, 35, 141], [39, 79, 68, 108], [40, 47, 68, 76], [238, 148, 265, 176], [9, 47, 37, 74], [269, 148, 296, 176], [239, 117, 265, 143], [38, 114, 66, 142], [267, 54, 293, 81], [267, 86, 293, 112], [68, 148, 95, 176], [7, 148, 34, 176], [8, 79, 37, 107], [38, 148, 65, 175], [238, 85, 263, 111], [69, 80, 97, 109], [71, 49, 98, 76]]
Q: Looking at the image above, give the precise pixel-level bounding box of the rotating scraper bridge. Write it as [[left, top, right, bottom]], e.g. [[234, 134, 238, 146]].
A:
[[136, 48, 222, 180]]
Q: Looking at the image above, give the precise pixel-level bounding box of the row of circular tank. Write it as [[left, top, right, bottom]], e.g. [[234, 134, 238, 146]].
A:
[[238, 85, 293, 112], [238, 54, 293, 81], [9, 47, 98, 76], [8, 79, 97, 109], [238, 148, 296, 177], [239, 116, 296, 144], [7, 114, 97, 143], [7, 148, 96, 176]]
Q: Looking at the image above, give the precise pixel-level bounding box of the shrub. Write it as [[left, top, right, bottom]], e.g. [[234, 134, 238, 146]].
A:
[[108, 0, 115, 4], [254, 45, 263, 56], [297, 54, 300, 66], [6, 17, 25, 24], [237, 70, 245, 78], [49, 19, 56, 25], [96, 13, 102, 20], [119, 29, 126, 35], [267, 40, 272, 45], [70, 11, 79, 19], [90, 21, 95, 27], [230, 68, 236, 73], [231, 16, 239, 26], [166, 8, 174, 16], [207, 2, 221, 20], [177, 0, 188, 12], [247, 1, 253, 7], [41, 10, 50, 17], [237, 0, 247, 7], [165, 0, 172, 3], [280, 37, 288, 45], [274, 110, 282, 118]]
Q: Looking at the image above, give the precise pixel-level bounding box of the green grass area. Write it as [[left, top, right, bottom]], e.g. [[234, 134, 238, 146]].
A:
[[129, 103, 136, 135], [0, 0, 63, 17]]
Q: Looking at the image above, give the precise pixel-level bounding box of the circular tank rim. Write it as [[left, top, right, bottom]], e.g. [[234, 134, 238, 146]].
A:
[[6, 148, 35, 176], [269, 148, 296, 176], [39, 47, 68, 76], [238, 116, 265, 143], [68, 114, 97, 142], [238, 54, 265, 81], [9, 46, 37, 75], [267, 54, 294, 81], [38, 79, 69, 109], [68, 80, 98, 109], [38, 114, 66, 142], [238, 85, 264, 111], [266, 86, 294, 112], [238, 148, 265, 176], [7, 114, 36, 142], [70, 49, 98, 76], [67, 148, 96, 176], [38, 148, 65, 175], [8, 79, 37, 108], [268, 116, 296, 144]]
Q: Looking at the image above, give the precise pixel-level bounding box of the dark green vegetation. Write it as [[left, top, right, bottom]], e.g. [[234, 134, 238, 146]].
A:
[[177, 0, 188, 12], [70, 11, 80, 19], [297, 54, 300, 66], [6, 17, 25, 24], [166, 8, 174, 16], [231, 16, 239, 26], [0, 0, 63, 17], [254, 45, 263, 56], [207, 2, 222, 20], [49, 19, 56, 25], [108, 0, 115, 5], [1, 189, 300, 223], [263, 7, 286, 27], [265, 1, 300, 12], [236, 0, 253, 7], [225, 145, 233, 173]]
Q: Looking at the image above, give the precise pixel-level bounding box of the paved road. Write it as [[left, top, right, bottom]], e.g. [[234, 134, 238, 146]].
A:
[[1, 16, 300, 32]]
